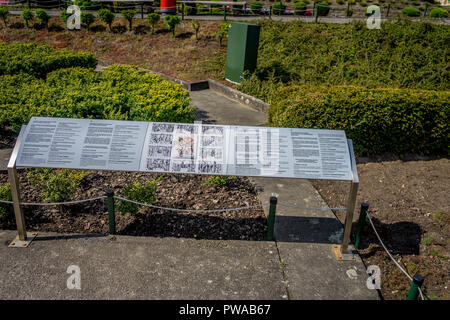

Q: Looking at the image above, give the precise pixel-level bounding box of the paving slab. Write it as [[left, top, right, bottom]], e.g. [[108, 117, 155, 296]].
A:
[[0, 230, 287, 300]]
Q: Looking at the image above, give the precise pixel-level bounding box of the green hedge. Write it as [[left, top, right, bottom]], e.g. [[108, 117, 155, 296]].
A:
[[0, 65, 195, 131], [268, 86, 449, 156], [430, 8, 449, 18], [402, 7, 421, 17], [0, 42, 97, 78]]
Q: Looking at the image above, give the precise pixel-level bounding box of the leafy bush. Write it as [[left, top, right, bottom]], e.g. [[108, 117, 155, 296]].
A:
[[21, 9, 34, 28], [165, 15, 180, 37], [81, 12, 95, 31], [117, 180, 158, 215], [250, 1, 263, 14], [268, 85, 449, 156], [294, 2, 307, 15], [204, 175, 232, 186], [430, 8, 449, 18], [27, 168, 89, 203], [35, 9, 50, 29], [238, 21, 450, 102], [402, 7, 421, 16], [0, 42, 97, 78], [0, 65, 195, 131], [98, 8, 115, 31], [121, 9, 136, 31], [0, 183, 12, 219], [0, 7, 9, 28], [346, 7, 354, 16], [316, 2, 330, 15], [273, 2, 287, 14], [192, 19, 200, 40], [218, 22, 229, 46], [147, 12, 160, 34]]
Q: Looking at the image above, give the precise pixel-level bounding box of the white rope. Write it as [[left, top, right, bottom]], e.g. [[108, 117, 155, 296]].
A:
[[114, 195, 268, 213], [0, 196, 106, 206], [366, 212, 424, 300]]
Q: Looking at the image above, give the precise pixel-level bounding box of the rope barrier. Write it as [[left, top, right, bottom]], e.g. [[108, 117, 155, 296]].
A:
[[366, 212, 424, 300], [0, 196, 106, 206]]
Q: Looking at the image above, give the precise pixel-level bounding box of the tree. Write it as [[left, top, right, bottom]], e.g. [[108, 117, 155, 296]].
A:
[[22, 9, 34, 28], [81, 12, 95, 31], [0, 7, 9, 28], [35, 9, 50, 29], [147, 12, 160, 34], [191, 19, 200, 40], [164, 15, 180, 38], [121, 9, 136, 31], [98, 8, 115, 32]]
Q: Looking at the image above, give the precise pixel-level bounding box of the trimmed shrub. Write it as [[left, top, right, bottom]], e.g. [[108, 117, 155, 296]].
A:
[[81, 12, 95, 31], [35, 9, 50, 29], [192, 19, 200, 40], [294, 2, 307, 15], [430, 8, 449, 18], [164, 15, 180, 37], [250, 1, 263, 14], [147, 12, 160, 34], [0, 65, 195, 131], [98, 8, 115, 31], [0, 7, 9, 28], [0, 42, 97, 78], [268, 85, 450, 156], [21, 9, 34, 28], [121, 9, 136, 31], [402, 7, 421, 17], [117, 180, 158, 215], [273, 2, 287, 14]]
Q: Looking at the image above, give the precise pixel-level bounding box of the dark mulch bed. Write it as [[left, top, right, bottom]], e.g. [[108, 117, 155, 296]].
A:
[[0, 170, 267, 241], [311, 158, 450, 300], [0, 127, 17, 149]]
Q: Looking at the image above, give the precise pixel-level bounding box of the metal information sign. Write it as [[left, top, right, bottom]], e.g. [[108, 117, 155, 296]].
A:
[[16, 117, 353, 181], [9, 117, 359, 260]]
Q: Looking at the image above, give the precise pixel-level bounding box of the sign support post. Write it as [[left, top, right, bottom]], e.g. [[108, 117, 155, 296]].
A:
[[7, 126, 37, 248]]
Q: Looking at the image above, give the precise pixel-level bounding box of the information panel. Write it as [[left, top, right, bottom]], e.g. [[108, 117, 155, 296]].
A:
[[16, 117, 353, 181]]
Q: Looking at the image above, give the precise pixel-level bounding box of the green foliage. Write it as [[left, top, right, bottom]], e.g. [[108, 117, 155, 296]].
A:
[[35, 9, 50, 28], [27, 168, 89, 203], [294, 2, 307, 15], [192, 19, 200, 40], [0, 64, 195, 131], [60, 10, 71, 24], [430, 8, 449, 18], [218, 22, 229, 46], [0, 7, 9, 28], [250, 1, 263, 14], [81, 12, 95, 31], [164, 15, 180, 37], [273, 2, 287, 14], [98, 8, 115, 31], [77, 0, 101, 10], [117, 180, 157, 215], [21, 9, 34, 28], [204, 175, 232, 186], [402, 7, 421, 16], [0, 183, 12, 219], [0, 42, 97, 78], [346, 7, 354, 16], [424, 236, 433, 246], [147, 12, 160, 34], [121, 9, 136, 31], [268, 85, 449, 156], [238, 21, 450, 102]]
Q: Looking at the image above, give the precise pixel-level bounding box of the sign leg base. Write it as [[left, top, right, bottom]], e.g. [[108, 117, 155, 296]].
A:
[[332, 244, 356, 261], [9, 232, 37, 248]]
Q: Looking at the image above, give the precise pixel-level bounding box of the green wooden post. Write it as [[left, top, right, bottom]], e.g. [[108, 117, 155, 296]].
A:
[[354, 203, 369, 250], [315, 3, 319, 23], [141, 3, 144, 19], [223, 5, 227, 20], [106, 190, 115, 235], [27, 0, 30, 9], [313, 2, 316, 17], [346, 2, 350, 17], [424, 4, 428, 17], [407, 274, 424, 300], [386, 4, 390, 18], [182, 3, 185, 20], [269, 5, 272, 19], [266, 197, 278, 241]]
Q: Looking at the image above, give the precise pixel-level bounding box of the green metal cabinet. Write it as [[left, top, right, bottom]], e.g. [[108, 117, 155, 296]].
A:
[[225, 22, 261, 84]]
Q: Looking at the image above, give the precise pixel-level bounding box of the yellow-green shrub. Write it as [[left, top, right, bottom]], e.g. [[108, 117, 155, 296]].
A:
[[269, 85, 449, 156], [0, 183, 12, 219]]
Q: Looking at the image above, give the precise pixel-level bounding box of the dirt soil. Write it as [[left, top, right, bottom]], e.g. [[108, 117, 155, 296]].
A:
[[0, 17, 226, 82], [0, 170, 267, 241], [311, 158, 450, 300]]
